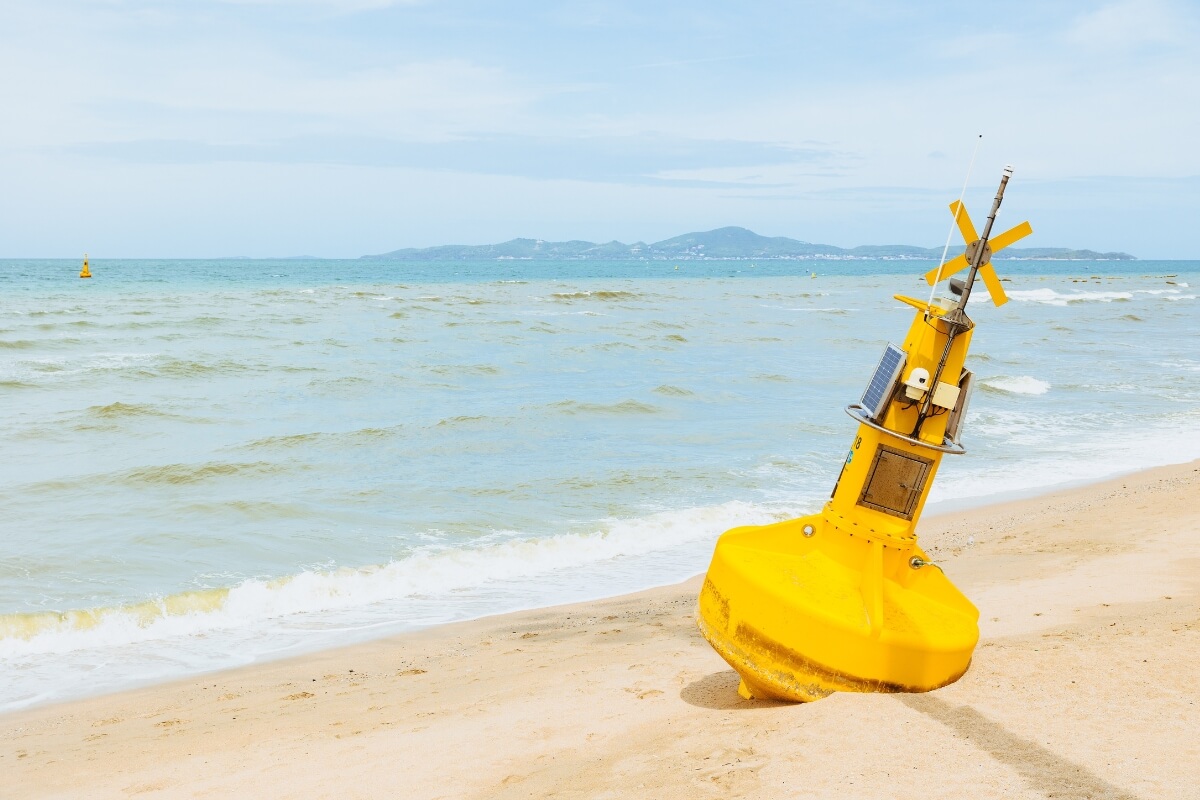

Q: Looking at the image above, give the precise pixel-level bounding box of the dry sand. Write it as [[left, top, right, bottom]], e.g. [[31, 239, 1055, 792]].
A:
[[3, 461, 1198, 799]]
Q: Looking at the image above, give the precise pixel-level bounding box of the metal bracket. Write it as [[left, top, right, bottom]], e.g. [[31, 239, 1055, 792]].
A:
[[965, 239, 992, 266], [845, 404, 966, 455]]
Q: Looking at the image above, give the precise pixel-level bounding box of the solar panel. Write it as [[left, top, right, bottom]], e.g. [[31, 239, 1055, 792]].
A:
[[860, 343, 906, 421]]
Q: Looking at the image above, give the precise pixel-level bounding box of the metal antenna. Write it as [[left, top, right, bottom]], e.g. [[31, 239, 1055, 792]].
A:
[[926, 135, 982, 312]]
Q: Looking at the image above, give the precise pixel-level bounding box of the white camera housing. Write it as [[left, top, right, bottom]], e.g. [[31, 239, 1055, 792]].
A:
[[904, 367, 931, 400]]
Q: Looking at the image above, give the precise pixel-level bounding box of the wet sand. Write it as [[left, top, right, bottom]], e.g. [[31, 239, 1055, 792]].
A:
[[3, 461, 1198, 799]]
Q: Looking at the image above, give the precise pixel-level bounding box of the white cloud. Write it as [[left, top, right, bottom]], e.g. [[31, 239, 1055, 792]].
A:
[[208, 0, 426, 9], [1, 1, 1198, 256], [141, 60, 540, 135], [1065, 0, 1194, 49]]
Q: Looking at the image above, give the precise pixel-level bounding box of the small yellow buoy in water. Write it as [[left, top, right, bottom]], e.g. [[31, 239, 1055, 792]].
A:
[[80, 254, 92, 279]]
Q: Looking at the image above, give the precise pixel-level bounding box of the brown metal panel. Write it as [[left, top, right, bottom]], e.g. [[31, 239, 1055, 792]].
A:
[[857, 445, 932, 520]]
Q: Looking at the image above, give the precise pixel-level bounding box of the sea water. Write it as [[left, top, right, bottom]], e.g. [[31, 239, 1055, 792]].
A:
[[2, 258, 1198, 711]]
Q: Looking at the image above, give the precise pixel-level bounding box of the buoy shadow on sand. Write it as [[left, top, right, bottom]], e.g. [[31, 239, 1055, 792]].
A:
[[679, 670, 791, 711], [682, 675, 1144, 798], [900, 695, 1142, 800]]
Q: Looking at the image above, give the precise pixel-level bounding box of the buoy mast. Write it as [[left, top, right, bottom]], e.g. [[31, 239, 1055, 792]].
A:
[[911, 167, 1013, 438]]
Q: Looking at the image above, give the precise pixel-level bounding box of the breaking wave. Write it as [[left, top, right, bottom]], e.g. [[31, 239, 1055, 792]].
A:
[[548, 290, 640, 302], [978, 376, 1051, 395], [0, 501, 784, 659], [1008, 289, 1132, 305]]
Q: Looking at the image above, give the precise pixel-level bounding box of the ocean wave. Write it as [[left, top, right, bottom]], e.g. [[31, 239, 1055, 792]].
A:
[[120, 461, 286, 486], [153, 358, 259, 378], [88, 402, 175, 419], [240, 426, 401, 450], [978, 376, 1051, 395], [427, 364, 501, 377], [19, 307, 88, 318], [545, 399, 661, 415], [0, 501, 784, 658], [66, 402, 199, 431], [307, 376, 370, 394], [548, 290, 640, 302], [590, 341, 639, 351], [1, 352, 159, 384], [434, 415, 494, 427], [1007, 289, 1132, 306], [526, 310, 604, 317], [8, 353, 272, 382], [1156, 359, 1200, 373], [652, 385, 694, 397]]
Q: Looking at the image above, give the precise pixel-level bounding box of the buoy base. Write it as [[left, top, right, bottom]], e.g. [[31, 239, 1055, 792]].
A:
[[697, 513, 978, 703]]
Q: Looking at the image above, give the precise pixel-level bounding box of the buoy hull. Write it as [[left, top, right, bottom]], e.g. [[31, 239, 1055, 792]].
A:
[[697, 514, 978, 702]]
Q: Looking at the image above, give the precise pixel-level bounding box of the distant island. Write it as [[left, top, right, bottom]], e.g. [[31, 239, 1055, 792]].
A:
[[362, 226, 1134, 261]]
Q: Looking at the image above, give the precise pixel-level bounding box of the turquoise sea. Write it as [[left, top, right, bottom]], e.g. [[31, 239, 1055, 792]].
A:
[[2, 257, 1198, 711]]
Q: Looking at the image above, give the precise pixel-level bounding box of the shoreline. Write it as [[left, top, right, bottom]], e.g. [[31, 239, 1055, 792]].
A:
[[3, 459, 1198, 798], [3, 459, 1186, 716]]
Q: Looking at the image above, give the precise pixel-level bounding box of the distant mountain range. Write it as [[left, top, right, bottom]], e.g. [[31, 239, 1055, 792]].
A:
[[363, 226, 1134, 261]]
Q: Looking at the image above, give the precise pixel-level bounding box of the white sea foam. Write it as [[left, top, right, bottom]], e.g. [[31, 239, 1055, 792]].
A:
[[1008, 289, 1133, 306], [933, 408, 1200, 506], [979, 376, 1051, 395], [0, 500, 787, 660]]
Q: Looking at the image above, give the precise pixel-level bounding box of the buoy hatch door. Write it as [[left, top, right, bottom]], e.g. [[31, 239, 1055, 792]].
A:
[[857, 445, 932, 520]]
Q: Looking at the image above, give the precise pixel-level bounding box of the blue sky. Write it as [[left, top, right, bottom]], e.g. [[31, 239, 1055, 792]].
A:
[[2, 0, 1198, 257]]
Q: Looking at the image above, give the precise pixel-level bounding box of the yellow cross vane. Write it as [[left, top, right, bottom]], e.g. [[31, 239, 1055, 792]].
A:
[[924, 200, 1033, 306]]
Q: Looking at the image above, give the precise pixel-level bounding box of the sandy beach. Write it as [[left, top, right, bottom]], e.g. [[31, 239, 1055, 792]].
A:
[[3, 460, 1198, 799]]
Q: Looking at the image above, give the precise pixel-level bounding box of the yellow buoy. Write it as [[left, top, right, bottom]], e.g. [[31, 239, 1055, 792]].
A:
[[80, 254, 92, 279], [697, 168, 1032, 702]]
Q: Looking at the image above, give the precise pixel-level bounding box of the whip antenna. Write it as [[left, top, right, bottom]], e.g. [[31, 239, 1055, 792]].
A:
[[927, 135, 983, 310]]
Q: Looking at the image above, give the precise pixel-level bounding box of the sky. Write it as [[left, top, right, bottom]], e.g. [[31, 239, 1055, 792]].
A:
[[2, 0, 1198, 258]]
